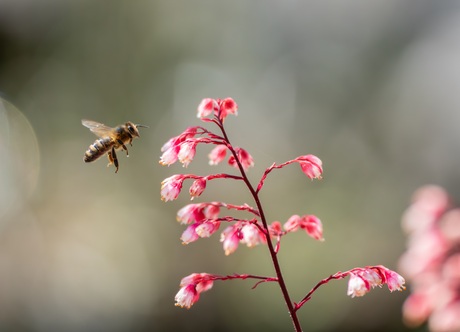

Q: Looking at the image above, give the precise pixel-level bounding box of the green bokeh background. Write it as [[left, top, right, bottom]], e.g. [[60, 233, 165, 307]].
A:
[[1, 1, 459, 331]]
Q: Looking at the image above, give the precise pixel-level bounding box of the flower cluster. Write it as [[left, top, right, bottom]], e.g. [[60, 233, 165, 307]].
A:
[[175, 273, 214, 309], [346, 266, 405, 298], [197, 97, 238, 122], [174, 265, 406, 310], [159, 98, 324, 255], [159, 99, 252, 172], [174, 199, 324, 255], [160, 98, 405, 330], [174, 273, 278, 309], [399, 185, 460, 332]]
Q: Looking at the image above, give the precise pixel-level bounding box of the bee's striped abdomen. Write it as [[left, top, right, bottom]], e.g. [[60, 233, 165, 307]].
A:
[[84, 137, 114, 162]]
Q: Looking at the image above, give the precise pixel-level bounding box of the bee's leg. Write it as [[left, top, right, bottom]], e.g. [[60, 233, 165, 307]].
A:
[[107, 148, 119, 173], [111, 147, 119, 173], [118, 139, 129, 157], [107, 151, 114, 166]]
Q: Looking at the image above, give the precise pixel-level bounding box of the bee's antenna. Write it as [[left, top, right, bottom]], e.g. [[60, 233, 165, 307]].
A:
[[135, 124, 149, 129]]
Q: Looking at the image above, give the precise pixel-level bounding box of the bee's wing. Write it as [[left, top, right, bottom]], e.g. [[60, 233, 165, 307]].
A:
[[82, 119, 117, 138]]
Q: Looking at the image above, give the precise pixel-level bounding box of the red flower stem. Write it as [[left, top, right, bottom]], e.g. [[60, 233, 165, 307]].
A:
[[294, 273, 346, 311], [206, 173, 244, 181], [257, 161, 294, 193], [212, 273, 278, 283], [216, 119, 303, 332]]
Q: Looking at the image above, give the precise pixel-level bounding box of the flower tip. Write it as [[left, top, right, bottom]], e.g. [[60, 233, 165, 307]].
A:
[[297, 155, 323, 180], [197, 98, 218, 119]]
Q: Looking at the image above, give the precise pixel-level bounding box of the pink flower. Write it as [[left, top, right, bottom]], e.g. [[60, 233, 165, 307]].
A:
[[268, 221, 283, 237], [196, 98, 238, 122], [181, 223, 200, 244], [284, 215, 301, 232], [160, 136, 176, 153], [296, 155, 323, 180], [197, 98, 219, 119], [196, 220, 221, 238], [347, 268, 382, 298], [178, 140, 197, 167], [345, 266, 404, 299], [347, 273, 370, 298], [241, 223, 264, 247], [175, 284, 199, 309], [204, 203, 220, 219], [402, 293, 431, 327], [177, 204, 206, 224], [228, 148, 254, 171], [218, 97, 238, 121], [161, 175, 186, 201], [361, 268, 383, 288], [159, 144, 180, 166], [180, 273, 214, 293], [429, 301, 460, 332], [402, 185, 450, 234], [378, 266, 406, 292], [176, 203, 220, 225], [208, 145, 227, 166], [439, 209, 460, 244], [189, 178, 207, 199], [399, 186, 460, 329], [160, 127, 200, 166], [220, 225, 241, 255], [398, 230, 448, 279], [175, 273, 215, 308], [300, 215, 324, 241], [443, 253, 460, 284]]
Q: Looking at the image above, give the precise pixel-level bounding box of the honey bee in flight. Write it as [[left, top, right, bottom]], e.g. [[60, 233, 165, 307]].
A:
[[82, 119, 148, 173]]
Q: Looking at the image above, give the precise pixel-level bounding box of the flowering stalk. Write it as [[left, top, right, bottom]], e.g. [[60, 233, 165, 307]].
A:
[[212, 110, 304, 329], [399, 185, 460, 332], [159, 98, 405, 331], [295, 265, 406, 311]]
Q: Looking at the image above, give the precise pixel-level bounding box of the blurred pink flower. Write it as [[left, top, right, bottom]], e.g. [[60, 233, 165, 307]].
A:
[[399, 185, 460, 331], [208, 145, 227, 166]]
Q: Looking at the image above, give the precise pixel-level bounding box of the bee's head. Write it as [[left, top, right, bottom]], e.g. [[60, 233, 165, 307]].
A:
[[126, 121, 148, 138]]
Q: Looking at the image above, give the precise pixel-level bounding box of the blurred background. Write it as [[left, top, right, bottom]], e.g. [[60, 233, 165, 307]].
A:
[[1, 0, 459, 331]]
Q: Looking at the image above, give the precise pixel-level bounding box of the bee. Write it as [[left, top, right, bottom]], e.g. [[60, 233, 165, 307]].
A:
[[82, 119, 148, 173]]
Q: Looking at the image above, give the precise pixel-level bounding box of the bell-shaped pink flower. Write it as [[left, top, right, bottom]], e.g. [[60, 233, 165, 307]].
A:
[[177, 204, 205, 224], [300, 215, 324, 241], [175, 284, 199, 309], [189, 178, 207, 199], [178, 141, 197, 167], [284, 215, 301, 232], [197, 98, 219, 119], [347, 273, 370, 298], [196, 220, 221, 238], [181, 223, 200, 244], [220, 225, 241, 255], [228, 148, 254, 171], [218, 97, 238, 121], [161, 174, 185, 201], [297, 155, 323, 180], [208, 145, 227, 166], [241, 223, 264, 247]]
